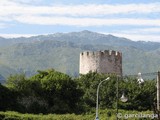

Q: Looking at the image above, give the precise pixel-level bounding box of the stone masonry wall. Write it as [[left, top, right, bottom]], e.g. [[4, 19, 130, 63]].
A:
[[79, 50, 122, 76]]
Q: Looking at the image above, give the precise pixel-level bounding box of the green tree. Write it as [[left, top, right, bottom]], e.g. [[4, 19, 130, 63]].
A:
[[77, 72, 116, 110], [30, 69, 84, 114], [118, 77, 156, 111], [5, 73, 48, 113], [78, 72, 156, 111], [5, 73, 26, 91], [0, 83, 18, 111]]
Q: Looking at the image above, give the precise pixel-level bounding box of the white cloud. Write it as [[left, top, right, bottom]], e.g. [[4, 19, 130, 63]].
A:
[[112, 27, 160, 36], [103, 27, 160, 42], [0, 33, 38, 38], [0, 0, 160, 42], [106, 33, 160, 42], [0, 1, 160, 17], [0, 1, 160, 27], [12, 0, 42, 4], [13, 15, 160, 27], [132, 28, 160, 33]]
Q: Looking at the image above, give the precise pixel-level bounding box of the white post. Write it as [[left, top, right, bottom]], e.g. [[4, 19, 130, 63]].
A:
[[95, 77, 110, 120]]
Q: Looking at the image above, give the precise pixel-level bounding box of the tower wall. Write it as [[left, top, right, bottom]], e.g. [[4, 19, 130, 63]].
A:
[[79, 50, 122, 76]]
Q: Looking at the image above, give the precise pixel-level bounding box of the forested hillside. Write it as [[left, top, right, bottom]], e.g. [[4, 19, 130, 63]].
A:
[[0, 30, 160, 80]]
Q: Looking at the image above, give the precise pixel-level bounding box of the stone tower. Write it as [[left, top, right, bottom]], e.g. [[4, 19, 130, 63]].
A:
[[79, 50, 122, 76]]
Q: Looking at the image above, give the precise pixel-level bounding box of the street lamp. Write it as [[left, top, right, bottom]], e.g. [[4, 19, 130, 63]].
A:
[[137, 72, 160, 118], [116, 75, 128, 120], [137, 72, 144, 85], [95, 77, 110, 120], [95, 77, 128, 120]]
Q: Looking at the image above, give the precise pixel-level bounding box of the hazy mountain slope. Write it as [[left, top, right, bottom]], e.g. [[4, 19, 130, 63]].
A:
[[0, 41, 82, 77], [28, 31, 160, 50], [1, 30, 160, 50], [0, 39, 160, 79], [0, 31, 160, 80], [0, 64, 16, 82]]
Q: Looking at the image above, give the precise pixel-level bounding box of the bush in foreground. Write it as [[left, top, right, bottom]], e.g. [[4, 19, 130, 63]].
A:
[[0, 109, 157, 120]]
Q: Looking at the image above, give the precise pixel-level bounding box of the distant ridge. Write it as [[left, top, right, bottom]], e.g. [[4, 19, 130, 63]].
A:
[[0, 30, 160, 78], [0, 30, 160, 50]]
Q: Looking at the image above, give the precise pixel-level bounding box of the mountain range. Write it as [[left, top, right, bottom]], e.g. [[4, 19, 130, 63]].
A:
[[0, 30, 160, 81]]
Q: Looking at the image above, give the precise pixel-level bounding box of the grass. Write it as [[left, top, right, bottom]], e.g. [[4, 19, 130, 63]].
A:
[[0, 109, 157, 120]]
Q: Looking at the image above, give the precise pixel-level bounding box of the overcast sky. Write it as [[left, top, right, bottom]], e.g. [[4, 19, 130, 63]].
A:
[[0, 0, 160, 42]]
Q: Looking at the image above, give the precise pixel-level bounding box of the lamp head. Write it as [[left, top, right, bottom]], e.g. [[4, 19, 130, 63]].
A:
[[137, 72, 144, 85], [120, 92, 128, 102], [105, 77, 110, 80]]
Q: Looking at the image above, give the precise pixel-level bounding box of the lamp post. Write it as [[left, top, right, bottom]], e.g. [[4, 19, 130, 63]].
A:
[[95, 77, 110, 120], [137, 72, 160, 119], [116, 75, 128, 120], [95, 77, 128, 120], [95, 72, 160, 119], [116, 76, 119, 120], [157, 71, 160, 111]]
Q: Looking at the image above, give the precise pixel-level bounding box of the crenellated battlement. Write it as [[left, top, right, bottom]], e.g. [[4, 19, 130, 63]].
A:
[[80, 50, 122, 58], [79, 50, 122, 76]]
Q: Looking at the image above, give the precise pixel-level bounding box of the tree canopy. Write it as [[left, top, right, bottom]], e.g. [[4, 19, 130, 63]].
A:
[[1, 70, 157, 114]]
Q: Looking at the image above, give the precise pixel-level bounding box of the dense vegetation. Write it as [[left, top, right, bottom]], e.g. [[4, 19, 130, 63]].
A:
[[0, 69, 157, 118], [0, 109, 156, 120]]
